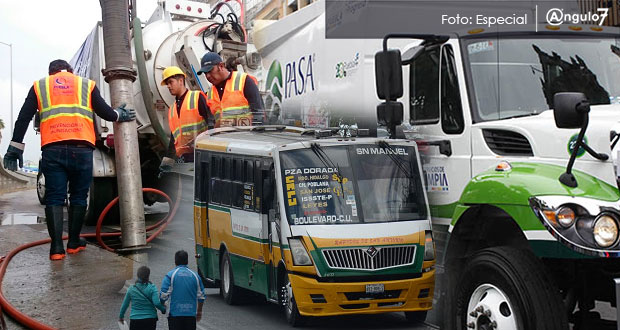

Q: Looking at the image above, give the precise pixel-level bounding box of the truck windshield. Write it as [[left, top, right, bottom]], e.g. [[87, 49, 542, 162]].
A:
[[280, 143, 427, 225], [465, 37, 620, 121]]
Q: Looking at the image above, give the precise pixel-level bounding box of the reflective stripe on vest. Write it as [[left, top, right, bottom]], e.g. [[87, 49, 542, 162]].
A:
[[206, 71, 252, 127], [34, 72, 96, 146], [168, 91, 207, 156]]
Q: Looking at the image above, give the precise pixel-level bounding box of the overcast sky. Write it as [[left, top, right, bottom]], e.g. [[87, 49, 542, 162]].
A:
[[0, 0, 158, 165]]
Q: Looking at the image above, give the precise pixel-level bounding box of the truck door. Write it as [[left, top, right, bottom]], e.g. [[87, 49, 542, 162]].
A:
[[409, 41, 472, 256]]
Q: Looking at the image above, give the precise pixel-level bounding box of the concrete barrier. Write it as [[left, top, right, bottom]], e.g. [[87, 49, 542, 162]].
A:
[[0, 156, 36, 194]]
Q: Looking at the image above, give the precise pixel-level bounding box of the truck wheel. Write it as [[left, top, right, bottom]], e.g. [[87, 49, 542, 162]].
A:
[[85, 177, 118, 226], [453, 247, 568, 330], [220, 251, 241, 305], [282, 272, 305, 327], [36, 171, 46, 205]]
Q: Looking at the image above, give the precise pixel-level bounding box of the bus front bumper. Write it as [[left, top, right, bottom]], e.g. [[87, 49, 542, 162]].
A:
[[288, 270, 435, 317]]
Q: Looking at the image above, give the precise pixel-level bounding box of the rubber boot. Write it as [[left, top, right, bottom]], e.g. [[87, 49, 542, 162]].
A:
[[67, 205, 88, 254], [45, 206, 65, 260]]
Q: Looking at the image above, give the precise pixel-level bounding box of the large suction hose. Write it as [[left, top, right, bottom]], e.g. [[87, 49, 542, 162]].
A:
[[0, 178, 182, 329]]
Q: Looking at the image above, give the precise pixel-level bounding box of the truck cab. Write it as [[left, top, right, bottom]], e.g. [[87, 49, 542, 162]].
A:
[[378, 26, 620, 328]]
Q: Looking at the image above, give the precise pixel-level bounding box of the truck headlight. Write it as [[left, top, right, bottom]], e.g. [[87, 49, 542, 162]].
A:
[[288, 238, 313, 266], [557, 206, 576, 228], [593, 214, 619, 248], [423, 231, 435, 261]]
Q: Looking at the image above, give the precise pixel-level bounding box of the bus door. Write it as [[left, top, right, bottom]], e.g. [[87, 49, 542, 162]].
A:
[[261, 162, 280, 301], [195, 151, 216, 286]]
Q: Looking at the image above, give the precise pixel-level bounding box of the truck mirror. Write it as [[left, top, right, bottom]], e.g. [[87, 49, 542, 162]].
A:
[[377, 101, 403, 126], [375, 49, 403, 101], [553, 92, 590, 129]]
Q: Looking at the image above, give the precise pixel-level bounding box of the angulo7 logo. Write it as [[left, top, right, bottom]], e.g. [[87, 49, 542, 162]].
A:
[[546, 8, 609, 26]]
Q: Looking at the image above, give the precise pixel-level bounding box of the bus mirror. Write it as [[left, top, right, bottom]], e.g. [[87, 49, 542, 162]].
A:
[[553, 92, 589, 129], [268, 209, 276, 222], [262, 176, 274, 209], [375, 49, 403, 101]]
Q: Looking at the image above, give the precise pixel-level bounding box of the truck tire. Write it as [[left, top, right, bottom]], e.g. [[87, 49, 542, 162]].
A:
[[220, 251, 241, 305], [85, 177, 118, 226], [36, 171, 46, 205], [282, 272, 305, 327], [452, 247, 568, 330]]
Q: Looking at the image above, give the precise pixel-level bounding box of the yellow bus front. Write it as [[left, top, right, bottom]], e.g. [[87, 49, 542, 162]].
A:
[[276, 140, 435, 318]]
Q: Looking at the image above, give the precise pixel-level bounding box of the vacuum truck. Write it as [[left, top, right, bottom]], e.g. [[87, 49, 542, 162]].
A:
[[35, 0, 263, 223]]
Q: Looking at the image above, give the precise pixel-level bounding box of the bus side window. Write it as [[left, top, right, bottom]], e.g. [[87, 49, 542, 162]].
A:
[[221, 157, 232, 206], [244, 160, 255, 211], [196, 151, 209, 203], [231, 158, 244, 208], [254, 160, 262, 213], [210, 155, 221, 204]]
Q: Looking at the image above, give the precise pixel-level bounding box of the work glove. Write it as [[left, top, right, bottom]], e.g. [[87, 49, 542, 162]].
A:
[[158, 157, 175, 178], [3, 141, 24, 171], [115, 103, 136, 122]]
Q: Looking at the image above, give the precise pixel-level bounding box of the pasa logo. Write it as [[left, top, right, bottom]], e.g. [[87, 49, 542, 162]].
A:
[[284, 54, 315, 98]]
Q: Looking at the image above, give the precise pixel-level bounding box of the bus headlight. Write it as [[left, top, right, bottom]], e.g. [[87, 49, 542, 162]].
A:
[[288, 238, 313, 266], [593, 214, 619, 248], [423, 231, 435, 261]]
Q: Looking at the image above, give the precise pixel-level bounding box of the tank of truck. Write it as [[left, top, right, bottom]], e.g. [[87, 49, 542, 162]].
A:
[[252, 1, 412, 131]]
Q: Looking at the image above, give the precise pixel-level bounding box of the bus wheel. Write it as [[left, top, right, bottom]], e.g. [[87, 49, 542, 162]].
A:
[[220, 251, 241, 305], [282, 272, 305, 327], [453, 247, 568, 330], [404, 311, 427, 324]]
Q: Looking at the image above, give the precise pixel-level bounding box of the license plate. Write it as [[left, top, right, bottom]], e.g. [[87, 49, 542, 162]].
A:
[[366, 284, 384, 294]]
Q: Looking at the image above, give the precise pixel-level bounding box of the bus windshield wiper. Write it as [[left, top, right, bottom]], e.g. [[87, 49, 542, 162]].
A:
[[377, 141, 412, 178], [310, 143, 345, 197]]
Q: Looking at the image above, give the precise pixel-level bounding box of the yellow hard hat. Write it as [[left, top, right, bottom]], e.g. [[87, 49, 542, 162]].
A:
[[160, 66, 186, 85]]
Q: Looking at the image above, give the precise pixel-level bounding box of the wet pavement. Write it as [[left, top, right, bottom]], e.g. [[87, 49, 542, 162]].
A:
[[0, 185, 434, 330]]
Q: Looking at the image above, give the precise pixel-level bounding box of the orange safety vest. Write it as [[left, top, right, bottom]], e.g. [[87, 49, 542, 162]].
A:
[[168, 90, 208, 157], [33, 71, 96, 147], [206, 71, 253, 127]]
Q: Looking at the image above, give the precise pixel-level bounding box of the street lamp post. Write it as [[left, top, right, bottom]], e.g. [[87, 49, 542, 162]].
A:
[[0, 41, 12, 138]]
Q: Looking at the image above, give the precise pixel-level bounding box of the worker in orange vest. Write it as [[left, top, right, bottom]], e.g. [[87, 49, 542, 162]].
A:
[[197, 52, 264, 127], [159, 66, 214, 175], [3, 59, 135, 261]]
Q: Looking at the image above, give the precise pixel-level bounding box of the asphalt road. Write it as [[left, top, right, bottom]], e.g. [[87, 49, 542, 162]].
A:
[[0, 181, 433, 329]]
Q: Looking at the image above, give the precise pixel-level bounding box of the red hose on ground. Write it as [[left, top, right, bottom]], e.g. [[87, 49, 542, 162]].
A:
[[0, 177, 183, 329]]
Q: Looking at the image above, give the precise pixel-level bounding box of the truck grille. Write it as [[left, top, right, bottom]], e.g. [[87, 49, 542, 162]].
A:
[[322, 245, 416, 270]]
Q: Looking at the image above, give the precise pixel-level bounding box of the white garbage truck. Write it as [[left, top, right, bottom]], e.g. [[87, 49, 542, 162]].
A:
[[253, 2, 620, 329]]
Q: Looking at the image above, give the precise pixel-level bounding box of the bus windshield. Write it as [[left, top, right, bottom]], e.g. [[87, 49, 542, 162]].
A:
[[279, 143, 427, 225], [465, 36, 620, 121]]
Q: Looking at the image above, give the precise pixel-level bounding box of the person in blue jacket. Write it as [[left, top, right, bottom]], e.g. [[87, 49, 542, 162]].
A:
[[160, 250, 206, 330], [119, 266, 166, 330]]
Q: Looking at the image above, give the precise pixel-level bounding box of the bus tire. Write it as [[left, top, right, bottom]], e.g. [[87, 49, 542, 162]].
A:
[[283, 272, 305, 327], [452, 246, 568, 330], [404, 311, 427, 324], [220, 251, 241, 305]]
